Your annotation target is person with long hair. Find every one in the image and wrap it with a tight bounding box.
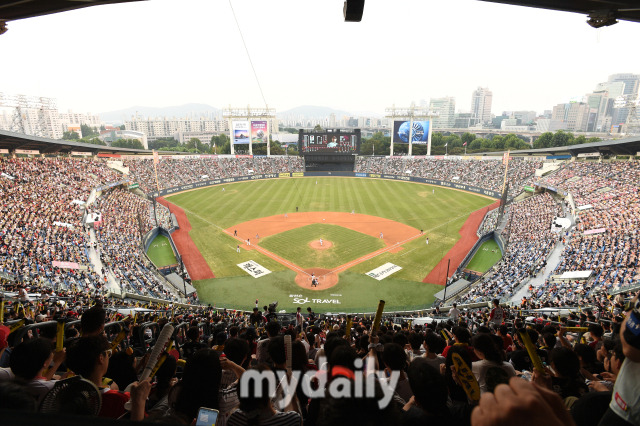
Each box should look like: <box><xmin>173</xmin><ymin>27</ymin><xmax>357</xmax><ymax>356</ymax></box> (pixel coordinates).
<box><xmin>471</xmin><ymin>333</ymin><xmax>516</xmax><ymax>393</ymax></box>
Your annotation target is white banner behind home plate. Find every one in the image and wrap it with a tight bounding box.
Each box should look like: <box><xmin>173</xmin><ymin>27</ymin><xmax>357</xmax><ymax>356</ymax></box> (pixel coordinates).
<box><xmin>366</xmin><ymin>263</ymin><xmax>402</xmax><ymax>281</ymax></box>
<box><xmin>237</xmin><ymin>260</ymin><xmax>271</xmax><ymax>278</ymax></box>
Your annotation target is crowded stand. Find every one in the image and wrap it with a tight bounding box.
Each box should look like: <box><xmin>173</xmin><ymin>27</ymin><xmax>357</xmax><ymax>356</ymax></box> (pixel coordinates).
<box><xmin>529</xmin><ymin>161</ymin><xmax>640</xmax><ymax>307</ymax></box>
<box><xmin>0</xmin><ymin>158</ymin><xmax>119</xmax><ymax>291</ymax></box>
<box><xmin>0</xmin><ymin>157</ymin><xmax>181</xmax><ymax>304</ymax></box>
<box><xmin>0</xmin><ymin>284</ymin><xmax>638</xmax><ymax>426</ymax></box>
<box><xmin>92</xmin><ymin>187</ymin><xmax>177</xmax><ymax>301</ymax></box>
<box><xmin>354</xmin><ymin>157</ymin><xmax>542</xmax><ymax>197</ymax></box>
<box><xmin>459</xmin><ymin>193</ymin><xmax>562</xmax><ymax>304</ymax></box>
<box><xmin>476</xmin><ymin>208</ymin><xmax>499</xmax><ymax>238</ymax></box>
<box><xmin>125</xmin><ymin>156</ymin><xmax>305</xmax><ymax>193</ymax></box>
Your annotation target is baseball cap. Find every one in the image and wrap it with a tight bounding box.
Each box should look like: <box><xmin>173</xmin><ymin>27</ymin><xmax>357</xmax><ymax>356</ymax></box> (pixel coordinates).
<box><xmin>0</xmin><ymin>325</ymin><xmax>10</xmax><ymax>350</ymax></box>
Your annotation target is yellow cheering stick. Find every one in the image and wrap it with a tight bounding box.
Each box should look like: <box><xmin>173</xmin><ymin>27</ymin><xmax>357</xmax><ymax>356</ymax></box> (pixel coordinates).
<box><xmin>9</xmin><ymin>319</ymin><xmax>24</xmax><ymax>334</ymax></box>
<box><xmin>563</xmin><ymin>327</ymin><xmax>588</xmax><ymax>333</ymax></box>
<box><xmin>56</xmin><ymin>319</ymin><xmax>65</xmax><ymax>351</ymax></box>
<box><xmin>110</xmin><ymin>328</ymin><xmax>128</xmax><ymax>353</ymax></box>
<box><xmin>451</xmin><ymin>352</ymin><xmax>481</xmax><ymax>402</ymax></box>
<box><xmin>441</xmin><ymin>330</ymin><xmax>449</xmax><ymax>340</ymax></box>
<box><xmin>372</xmin><ymin>300</ymin><xmax>385</xmax><ymax>335</ymax></box>
<box><xmin>345</xmin><ymin>316</ymin><xmax>353</xmax><ymax>339</ymax></box>
<box><xmin>0</xmin><ymin>297</ymin><xmax>5</xmax><ymax>323</ymax></box>
<box><xmin>518</xmin><ymin>329</ymin><xmax>544</xmax><ymax>373</ymax></box>
<box><xmin>149</xmin><ymin>341</ymin><xmax>174</xmax><ymax>378</ymax></box>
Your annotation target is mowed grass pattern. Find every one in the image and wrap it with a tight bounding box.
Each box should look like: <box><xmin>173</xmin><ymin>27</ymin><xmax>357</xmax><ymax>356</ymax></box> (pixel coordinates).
<box><xmin>259</xmin><ymin>224</ymin><xmax>385</xmax><ymax>269</ymax></box>
<box><xmin>466</xmin><ymin>238</ymin><xmax>502</xmax><ymax>273</ymax></box>
<box><xmin>146</xmin><ymin>235</ymin><xmax>177</xmax><ymax>267</ymax></box>
<box><xmin>167</xmin><ymin>177</ymin><xmax>495</xmax><ymax>312</ymax></box>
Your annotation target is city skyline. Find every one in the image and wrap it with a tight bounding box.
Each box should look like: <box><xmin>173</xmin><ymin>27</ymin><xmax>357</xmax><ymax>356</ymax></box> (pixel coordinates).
<box><xmin>2</xmin><ymin>0</ymin><xmax>640</xmax><ymax>116</ymax></box>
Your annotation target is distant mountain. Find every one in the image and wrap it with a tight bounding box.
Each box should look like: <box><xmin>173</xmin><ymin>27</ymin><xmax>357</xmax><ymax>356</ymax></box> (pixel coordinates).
<box><xmin>278</xmin><ymin>105</ymin><xmax>352</xmax><ymax>118</ymax></box>
<box><xmin>100</xmin><ymin>103</ymin><xmax>220</xmax><ymax>123</ymax></box>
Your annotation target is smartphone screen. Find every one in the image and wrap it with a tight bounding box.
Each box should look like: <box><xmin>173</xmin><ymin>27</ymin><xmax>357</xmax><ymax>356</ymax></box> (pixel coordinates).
<box><xmin>196</xmin><ymin>407</ymin><xmax>219</xmax><ymax>426</ymax></box>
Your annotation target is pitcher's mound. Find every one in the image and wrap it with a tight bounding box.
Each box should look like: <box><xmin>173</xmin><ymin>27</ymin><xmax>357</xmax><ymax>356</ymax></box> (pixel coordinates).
<box><xmin>309</xmin><ymin>240</ymin><xmax>332</xmax><ymax>250</ymax></box>
<box><xmin>295</xmin><ymin>268</ymin><xmax>339</xmax><ymax>290</ymax></box>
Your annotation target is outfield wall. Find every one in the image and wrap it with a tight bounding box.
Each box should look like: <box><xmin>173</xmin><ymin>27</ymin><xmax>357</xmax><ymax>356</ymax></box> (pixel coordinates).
<box><xmin>147</xmin><ymin>172</ymin><xmax>502</xmax><ymax>199</ymax></box>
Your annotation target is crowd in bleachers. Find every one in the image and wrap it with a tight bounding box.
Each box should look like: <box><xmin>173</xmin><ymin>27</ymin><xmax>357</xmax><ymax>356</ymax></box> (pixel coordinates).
<box><xmin>0</xmin><ymin>157</ymin><xmax>180</xmax><ymax>302</ymax></box>
<box><xmin>354</xmin><ymin>157</ymin><xmax>542</xmax><ymax>197</ymax></box>
<box><xmin>93</xmin><ymin>187</ymin><xmax>176</xmax><ymax>300</ymax></box>
<box><xmin>529</xmin><ymin>161</ymin><xmax>640</xmax><ymax>307</ymax></box>
<box><xmin>476</xmin><ymin>208</ymin><xmax>500</xmax><ymax>237</ymax></box>
<box><xmin>459</xmin><ymin>193</ymin><xmax>562</xmax><ymax>304</ymax></box>
<box><xmin>0</xmin><ymin>158</ymin><xmax>118</xmax><ymax>291</ymax></box>
<box><xmin>0</xmin><ymin>285</ymin><xmax>637</xmax><ymax>426</ymax></box>
<box><xmin>125</xmin><ymin>156</ymin><xmax>305</xmax><ymax>193</ymax></box>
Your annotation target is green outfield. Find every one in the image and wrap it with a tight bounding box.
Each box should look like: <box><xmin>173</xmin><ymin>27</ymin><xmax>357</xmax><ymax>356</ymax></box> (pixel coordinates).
<box><xmin>146</xmin><ymin>235</ymin><xmax>177</xmax><ymax>267</ymax></box>
<box><xmin>167</xmin><ymin>177</ymin><xmax>495</xmax><ymax>312</ymax></box>
<box><xmin>465</xmin><ymin>238</ymin><xmax>502</xmax><ymax>273</ymax></box>
<box><xmin>259</xmin><ymin>224</ymin><xmax>385</xmax><ymax>269</ymax></box>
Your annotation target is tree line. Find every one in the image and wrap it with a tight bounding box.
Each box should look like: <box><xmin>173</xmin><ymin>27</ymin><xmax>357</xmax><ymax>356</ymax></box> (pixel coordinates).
<box><xmin>360</xmin><ymin>130</ymin><xmax>601</xmax><ymax>156</ymax></box>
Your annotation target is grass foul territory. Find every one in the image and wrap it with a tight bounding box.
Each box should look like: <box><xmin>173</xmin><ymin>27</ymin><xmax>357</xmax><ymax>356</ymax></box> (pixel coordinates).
<box><xmin>146</xmin><ymin>235</ymin><xmax>177</xmax><ymax>267</ymax></box>
<box><xmin>465</xmin><ymin>238</ymin><xmax>502</xmax><ymax>273</ymax></box>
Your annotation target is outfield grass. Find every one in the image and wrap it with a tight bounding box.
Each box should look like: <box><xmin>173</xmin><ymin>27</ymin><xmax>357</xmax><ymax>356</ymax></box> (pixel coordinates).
<box><xmin>465</xmin><ymin>238</ymin><xmax>502</xmax><ymax>273</ymax></box>
<box><xmin>259</xmin><ymin>224</ymin><xmax>385</xmax><ymax>269</ymax></box>
<box><xmin>167</xmin><ymin>177</ymin><xmax>495</xmax><ymax>312</ymax></box>
<box><xmin>146</xmin><ymin>235</ymin><xmax>177</xmax><ymax>267</ymax></box>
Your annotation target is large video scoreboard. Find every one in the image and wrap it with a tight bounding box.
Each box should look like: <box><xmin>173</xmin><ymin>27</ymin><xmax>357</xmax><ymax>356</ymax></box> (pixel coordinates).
<box><xmin>298</xmin><ymin>129</ymin><xmax>361</xmax><ymax>154</ymax></box>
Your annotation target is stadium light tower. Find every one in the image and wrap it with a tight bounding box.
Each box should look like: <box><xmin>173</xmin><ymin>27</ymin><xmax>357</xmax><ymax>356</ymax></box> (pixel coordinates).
<box><xmin>223</xmin><ymin>105</ymin><xmax>276</xmax><ymax>156</ymax></box>
<box><xmin>385</xmin><ymin>104</ymin><xmax>436</xmax><ymax>156</ymax></box>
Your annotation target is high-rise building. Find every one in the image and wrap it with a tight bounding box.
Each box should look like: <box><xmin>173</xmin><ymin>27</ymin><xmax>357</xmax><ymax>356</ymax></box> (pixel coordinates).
<box><xmin>470</xmin><ymin>87</ymin><xmax>493</xmax><ymax>125</ymax></box>
<box><xmin>429</xmin><ymin>97</ymin><xmax>456</xmax><ymax>128</ymax></box>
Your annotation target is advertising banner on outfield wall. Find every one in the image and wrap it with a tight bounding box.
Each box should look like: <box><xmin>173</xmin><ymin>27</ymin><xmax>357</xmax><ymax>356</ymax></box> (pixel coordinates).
<box><xmin>232</xmin><ymin>121</ymin><xmax>250</xmax><ymax>144</ymax></box>
<box><xmin>152</xmin><ymin>172</ymin><xmax>501</xmax><ymax>199</ymax></box>
<box><xmin>250</xmin><ymin>120</ymin><xmax>268</xmax><ymax>144</ymax></box>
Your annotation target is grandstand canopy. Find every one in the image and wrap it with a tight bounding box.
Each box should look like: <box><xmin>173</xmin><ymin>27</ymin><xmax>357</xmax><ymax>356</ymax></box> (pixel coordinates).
<box><xmin>509</xmin><ymin>136</ymin><xmax>640</xmax><ymax>157</ymax></box>
<box><xmin>1</xmin><ymin>0</ymin><xmax>143</xmax><ymax>22</ymax></box>
<box><xmin>0</xmin><ymin>129</ymin><xmax>151</xmax><ymax>154</ymax></box>
<box><xmin>479</xmin><ymin>0</ymin><xmax>640</xmax><ymax>24</ymax></box>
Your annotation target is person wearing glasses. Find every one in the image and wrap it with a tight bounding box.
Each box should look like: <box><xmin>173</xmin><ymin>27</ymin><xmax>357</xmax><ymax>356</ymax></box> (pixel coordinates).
<box><xmin>66</xmin><ymin>335</ymin><xmax>131</xmax><ymax>418</ymax></box>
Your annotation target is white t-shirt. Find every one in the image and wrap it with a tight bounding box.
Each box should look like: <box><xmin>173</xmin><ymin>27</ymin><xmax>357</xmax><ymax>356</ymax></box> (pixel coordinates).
<box><xmin>449</xmin><ymin>308</ymin><xmax>461</xmax><ymax>322</ymax></box>
<box><xmin>472</xmin><ymin>359</ymin><xmax>516</xmax><ymax>393</ymax></box>
<box><xmin>609</xmin><ymin>359</ymin><xmax>640</xmax><ymax>424</ymax></box>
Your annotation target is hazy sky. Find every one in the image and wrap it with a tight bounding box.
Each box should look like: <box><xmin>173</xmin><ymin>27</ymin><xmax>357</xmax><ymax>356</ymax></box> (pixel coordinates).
<box><xmin>2</xmin><ymin>0</ymin><xmax>639</xmax><ymax>116</ymax></box>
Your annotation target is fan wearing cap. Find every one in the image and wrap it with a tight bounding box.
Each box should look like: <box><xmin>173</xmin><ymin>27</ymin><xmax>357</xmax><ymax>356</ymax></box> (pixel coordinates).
<box><xmin>66</xmin><ymin>334</ymin><xmax>130</xmax><ymax>418</ymax></box>
<box><xmin>0</xmin><ymin>325</ymin><xmax>13</xmax><ymax>381</ymax></box>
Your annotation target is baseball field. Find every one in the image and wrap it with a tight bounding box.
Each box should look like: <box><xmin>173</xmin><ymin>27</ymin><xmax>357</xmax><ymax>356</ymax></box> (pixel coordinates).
<box><xmin>161</xmin><ymin>177</ymin><xmax>496</xmax><ymax>313</ymax></box>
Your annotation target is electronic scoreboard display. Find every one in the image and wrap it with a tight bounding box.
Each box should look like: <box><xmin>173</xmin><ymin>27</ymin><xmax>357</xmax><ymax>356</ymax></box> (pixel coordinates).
<box><xmin>298</xmin><ymin>129</ymin><xmax>361</xmax><ymax>154</ymax></box>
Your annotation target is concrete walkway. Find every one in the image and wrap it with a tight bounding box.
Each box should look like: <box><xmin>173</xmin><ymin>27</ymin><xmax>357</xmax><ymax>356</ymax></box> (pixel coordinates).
<box><xmin>509</xmin><ymin>200</ymin><xmax>574</xmax><ymax>304</ymax></box>
<box><xmin>86</xmin><ymin>227</ymin><xmax>121</xmax><ymax>295</ymax></box>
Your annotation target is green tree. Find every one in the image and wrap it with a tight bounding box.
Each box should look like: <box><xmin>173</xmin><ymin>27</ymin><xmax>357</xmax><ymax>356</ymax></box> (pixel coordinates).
<box><xmin>313</xmin><ymin>124</ymin><xmax>323</xmax><ymax>132</ymax></box>
<box><xmin>552</xmin><ymin>130</ymin><xmax>573</xmax><ymax>147</ymax></box>
<box><xmin>533</xmin><ymin>132</ymin><xmax>553</xmax><ymax>149</ymax></box>
<box><xmin>85</xmin><ymin>138</ymin><xmax>106</xmax><ymax>146</ymax></box>
<box><xmin>111</xmin><ymin>139</ymin><xmax>144</xmax><ymax>149</ymax></box>
<box><xmin>119</xmin><ymin>124</ymin><xmax>126</xmax><ymax>130</ymax></box>
<box><xmin>461</xmin><ymin>132</ymin><xmax>476</xmax><ymax>145</ymax></box>
<box><xmin>80</xmin><ymin>124</ymin><xmax>98</xmax><ymax>138</ymax></box>
<box><xmin>63</xmin><ymin>131</ymin><xmax>80</xmax><ymax>140</ymax></box>
<box><xmin>469</xmin><ymin>139</ymin><xmax>483</xmax><ymax>150</ymax></box>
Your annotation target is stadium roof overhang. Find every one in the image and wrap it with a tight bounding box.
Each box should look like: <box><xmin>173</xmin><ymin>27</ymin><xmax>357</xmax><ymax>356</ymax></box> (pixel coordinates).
<box><xmin>478</xmin><ymin>0</ymin><xmax>640</xmax><ymax>26</ymax></box>
<box><xmin>0</xmin><ymin>129</ymin><xmax>152</xmax><ymax>155</ymax></box>
<box><xmin>0</xmin><ymin>0</ymin><xmax>144</xmax><ymax>22</ymax></box>
<box><xmin>508</xmin><ymin>136</ymin><xmax>640</xmax><ymax>157</ymax></box>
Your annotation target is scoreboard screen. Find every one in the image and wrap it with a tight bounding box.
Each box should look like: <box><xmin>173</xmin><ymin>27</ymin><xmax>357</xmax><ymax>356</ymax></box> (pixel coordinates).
<box><xmin>298</xmin><ymin>129</ymin><xmax>361</xmax><ymax>154</ymax></box>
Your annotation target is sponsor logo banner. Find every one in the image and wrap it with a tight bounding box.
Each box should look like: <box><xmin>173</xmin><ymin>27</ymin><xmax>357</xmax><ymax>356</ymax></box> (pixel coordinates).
<box><xmin>289</xmin><ymin>294</ymin><xmax>342</xmax><ymax>305</ymax></box>
<box><xmin>292</xmin><ymin>172</ymin><xmax>304</xmax><ymax>177</ymax></box>
<box><xmin>70</xmin><ymin>151</ymin><xmax>92</xmax><ymax>156</ymax></box>
<box><xmin>52</xmin><ymin>261</ymin><xmax>80</xmax><ymax>269</ymax></box>
<box><xmin>366</xmin><ymin>263</ymin><xmax>402</xmax><ymax>280</ymax></box>
<box><xmin>279</xmin><ymin>173</ymin><xmax>291</xmax><ymax>178</ymax></box>
<box><xmin>15</xmin><ymin>149</ymin><xmax>40</xmax><ymax>155</ymax></box>
<box><xmin>237</xmin><ymin>260</ymin><xmax>271</xmax><ymax>278</ymax></box>
<box><xmin>232</xmin><ymin>121</ymin><xmax>251</xmax><ymax>144</ymax></box>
